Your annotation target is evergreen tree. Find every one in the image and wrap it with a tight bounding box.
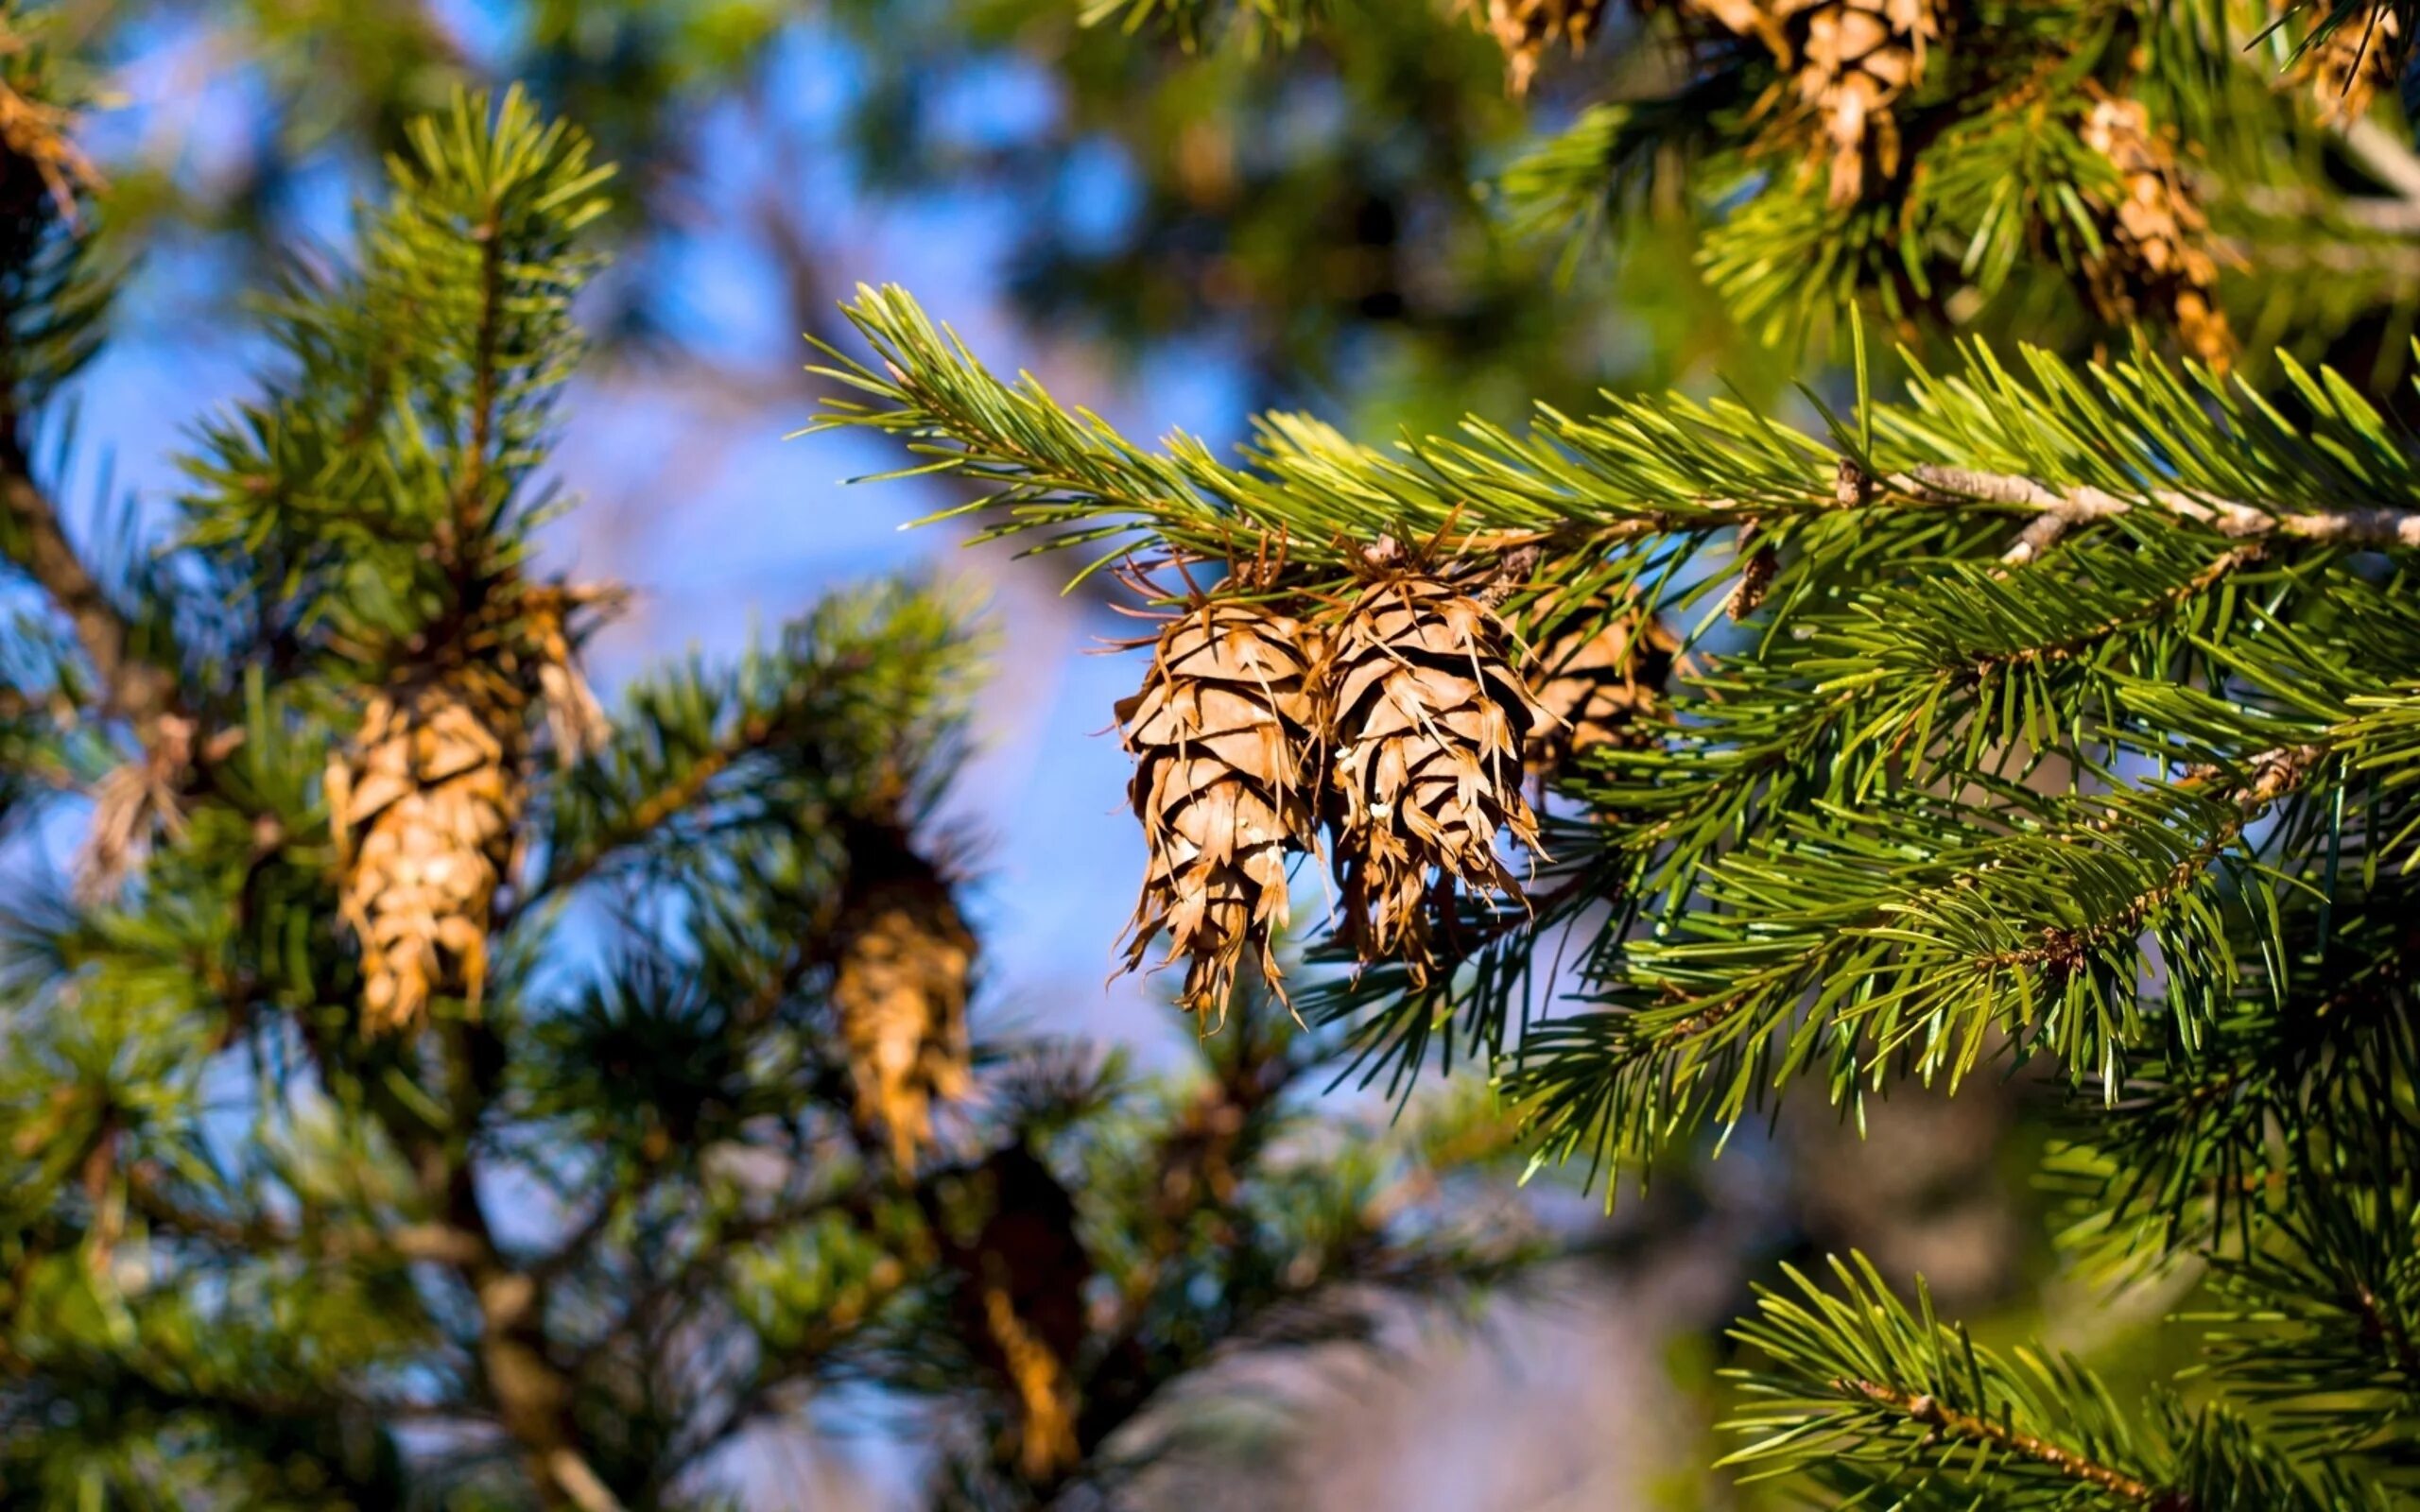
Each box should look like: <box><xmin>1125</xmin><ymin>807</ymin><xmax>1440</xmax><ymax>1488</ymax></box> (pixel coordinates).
<box><xmin>0</xmin><ymin>17</ymin><xmax>1546</xmax><ymax>1509</ymax></box>
<box><xmin>819</xmin><ymin>0</ymin><xmax>2420</xmax><ymax>1504</ymax></box>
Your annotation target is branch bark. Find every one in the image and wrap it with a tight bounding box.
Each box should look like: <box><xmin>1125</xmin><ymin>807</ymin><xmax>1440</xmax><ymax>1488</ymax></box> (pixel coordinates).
<box><xmin>0</xmin><ymin>454</ymin><xmax>178</xmax><ymax>730</ymax></box>
<box><xmin>1902</xmin><ymin>465</ymin><xmax>2420</xmax><ymax>561</ymax></box>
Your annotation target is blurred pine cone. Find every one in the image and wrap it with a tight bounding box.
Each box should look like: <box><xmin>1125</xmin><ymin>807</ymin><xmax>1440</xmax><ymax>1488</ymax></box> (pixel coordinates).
<box><xmin>2294</xmin><ymin>4</ymin><xmax>2402</xmax><ymax>124</ymax></box>
<box><xmin>329</xmin><ymin>585</ymin><xmax>611</xmax><ymax>1037</ymax></box>
<box><xmin>1116</xmin><ymin>599</ymin><xmax>1322</xmax><ymax>1026</ymax></box>
<box><xmin>1326</xmin><ymin>575</ymin><xmax>1544</xmax><ymax>977</ymax></box>
<box><xmin>956</xmin><ymin>1143</ymin><xmax>1092</xmax><ymax>1484</ymax></box>
<box><xmin>833</xmin><ymin>828</ymin><xmax>975</xmax><ymax>1167</ymax></box>
<box><xmin>330</xmin><ymin>677</ymin><xmax>523</xmax><ymax>1037</ymax></box>
<box><xmin>1477</xmin><ymin>0</ymin><xmax>1610</xmax><ymax>94</ymax></box>
<box><xmin>2077</xmin><ymin>91</ymin><xmax>2234</xmax><ymax>370</ymax></box>
<box><xmin>1691</xmin><ymin>0</ymin><xmax>1941</xmax><ymax>203</ymax></box>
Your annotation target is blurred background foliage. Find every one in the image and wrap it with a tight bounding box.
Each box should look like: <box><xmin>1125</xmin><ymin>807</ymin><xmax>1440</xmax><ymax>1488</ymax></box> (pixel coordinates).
<box><xmin>65</xmin><ymin>0</ymin><xmax>1762</xmax><ymax>430</ymax></box>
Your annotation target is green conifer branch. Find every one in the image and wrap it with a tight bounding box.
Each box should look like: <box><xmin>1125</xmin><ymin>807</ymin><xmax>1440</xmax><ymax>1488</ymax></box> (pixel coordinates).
<box><xmin>815</xmin><ymin>286</ymin><xmax>2420</xmax><ymax>593</ymax></box>
<box><xmin>1720</xmin><ymin>1251</ymin><xmax>2399</xmax><ymax>1512</ymax></box>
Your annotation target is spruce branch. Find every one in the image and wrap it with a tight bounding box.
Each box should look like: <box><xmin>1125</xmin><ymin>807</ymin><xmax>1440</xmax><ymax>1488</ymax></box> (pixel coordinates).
<box><xmin>815</xmin><ymin>287</ymin><xmax>2420</xmax><ymax>595</ymax></box>
<box><xmin>1513</xmin><ymin>737</ymin><xmax>2342</xmax><ymax>1170</ymax></box>
<box><xmin>1833</xmin><ymin>1378</ymin><xmax>2165</xmax><ymax>1503</ymax></box>
<box><xmin>1721</xmin><ymin>1252</ymin><xmax>2381</xmax><ymax>1512</ymax></box>
<box><xmin>0</xmin><ymin>18</ymin><xmax>172</xmax><ymax>740</ymax></box>
<box><xmin>533</xmin><ymin>579</ymin><xmax>978</xmax><ymax>905</ymax></box>
<box><xmin>1724</xmin><ymin>1254</ymin><xmax>2182</xmax><ymax>1507</ymax></box>
<box><xmin>124</xmin><ymin>1163</ymin><xmax>484</xmax><ymax>1268</ymax></box>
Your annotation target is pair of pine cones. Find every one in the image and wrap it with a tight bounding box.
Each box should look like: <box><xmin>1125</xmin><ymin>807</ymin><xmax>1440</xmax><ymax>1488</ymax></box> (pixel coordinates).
<box><xmin>1116</xmin><ymin>567</ymin><xmax>1668</xmax><ymax>1023</ymax></box>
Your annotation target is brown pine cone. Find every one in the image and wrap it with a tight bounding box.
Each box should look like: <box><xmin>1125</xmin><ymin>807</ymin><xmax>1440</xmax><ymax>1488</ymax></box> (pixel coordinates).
<box><xmin>2295</xmin><ymin>4</ymin><xmax>2402</xmax><ymax>124</ymax></box>
<box><xmin>953</xmin><ymin>1144</ymin><xmax>1092</xmax><ymax>1484</ymax></box>
<box><xmin>1688</xmin><ymin>0</ymin><xmax>1941</xmax><ymax>203</ymax></box>
<box><xmin>1116</xmin><ymin>599</ymin><xmax>1322</xmax><ymax>1026</ymax></box>
<box><xmin>329</xmin><ymin>677</ymin><xmax>525</xmax><ymax>1036</ymax></box>
<box><xmin>2077</xmin><ymin>92</ymin><xmax>2235</xmax><ymax>370</ymax></box>
<box><xmin>1325</xmin><ymin>575</ymin><xmax>1545</xmax><ymax>977</ymax></box>
<box><xmin>1478</xmin><ymin>0</ymin><xmax>1611</xmax><ymax>95</ymax></box>
<box><xmin>329</xmin><ymin>583</ymin><xmax>614</xmax><ymax>1037</ymax></box>
<box><xmin>1524</xmin><ymin>598</ymin><xmax>1678</xmax><ymax>778</ymax></box>
<box><xmin>833</xmin><ymin>831</ymin><xmax>976</xmax><ymax>1167</ymax></box>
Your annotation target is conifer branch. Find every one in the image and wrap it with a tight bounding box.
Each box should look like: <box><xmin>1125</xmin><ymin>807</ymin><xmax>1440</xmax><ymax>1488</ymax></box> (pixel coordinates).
<box><xmin>1710</xmin><ymin>1255</ymin><xmax>2361</xmax><ymax>1511</ymax></box>
<box><xmin>124</xmin><ymin>1165</ymin><xmax>483</xmax><ymax>1267</ymax></box>
<box><xmin>1835</xmin><ymin>1379</ymin><xmax>2173</xmax><ymax>1505</ymax></box>
<box><xmin>818</xmin><ymin>287</ymin><xmax>2420</xmax><ymax>596</ymax></box>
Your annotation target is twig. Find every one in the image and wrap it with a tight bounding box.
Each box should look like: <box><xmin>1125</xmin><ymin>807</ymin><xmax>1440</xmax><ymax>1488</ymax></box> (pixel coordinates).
<box><xmin>126</xmin><ymin>1166</ymin><xmax>484</xmax><ymax>1266</ymax></box>
<box><xmin>544</xmin><ymin>1451</ymin><xmax>629</xmax><ymax>1512</ymax></box>
<box><xmin>2340</xmin><ymin>116</ymin><xmax>2420</xmax><ymax>207</ymax></box>
<box><xmin>1838</xmin><ymin>1378</ymin><xmax>2182</xmax><ymax>1506</ymax></box>
<box><xmin>1903</xmin><ymin>465</ymin><xmax>2420</xmax><ymax>557</ymax></box>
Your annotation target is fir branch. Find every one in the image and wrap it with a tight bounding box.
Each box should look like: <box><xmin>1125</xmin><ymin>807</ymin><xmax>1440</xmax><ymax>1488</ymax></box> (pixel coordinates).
<box><xmin>1080</xmin><ymin>0</ymin><xmax>1332</xmax><ymax>47</ymax></box>
<box><xmin>1723</xmin><ymin>1254</ymin><xmax>2184</xmax><ymax>1507</ymax></box>
<box><xmin>1514</xmin><ymin>743</ymin><xmax>2336</xmax><ymax>1170</ymax></box>
<box><xmin>1834</xmin><ymin>1378</ymin><xmax>2166</xmax><ymax>1503</ymax></box>
<box><xmin>816</xmin><ymin>288</ymin><xmax>2420</xmax><ymax>596</ymax></box>
<box><xmin>532</xmin><ymin>579</ymin><xmax>978</xmax><ymax>905</ymax></box>
<box><xmin>1717</xmin><ymin>1252</ymin><xmax>2377</xmax><ymax>1512</ymax></box>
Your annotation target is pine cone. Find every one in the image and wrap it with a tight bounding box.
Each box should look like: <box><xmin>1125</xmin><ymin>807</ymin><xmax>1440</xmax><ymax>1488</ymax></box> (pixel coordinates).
<box><xmin>1524</xmin><ymin>599</ymin><xmax>1677</xmax><ymax>778</ymax></box>
<box><xmin>955</xmin><ymin>1144</ymin><xmax>1091</xmax><ymax>1484</ymax></box>
<box><xmin>1478</xmin><ymin>0</ymin><xmax>1610</xmax><ymax>95</ymax></box>
<box><xmin>329</xmin><ymin>585</ymin><xmax>614</xmax><ymax>1038</ymax></box>
<box><xmin>833</xmin><ymin>833</ymin><xmax>976</xmax><ymax>1168</ymax></box>
<box><xmin>1116</xmin><ymin>600</ymin><xmax>1321</xmax><ymax>1026</ymax></box>
<box><xmin>329</xmin><ymin>678</ymin><xmax>524</xmax><ymax>1037</ymax></box>
<box><xmin>1326</xmin><ymin>575</ymin><xmax>1545</xmax><ymax>976</ymax></box>
<box><xmin>1689</xmin><ymin>0</ymin><xmax>1940</xmax><ymax>204</ymax></box>
<box><xmin>2077</xmin><ymin>93</ymin><xmax>2235</xmax><ymax>370</ymax></box>
<box><xmin>2296</xmin><ymin>5</ymin><xmax>2402</xmax><ymax>124</ymax></box>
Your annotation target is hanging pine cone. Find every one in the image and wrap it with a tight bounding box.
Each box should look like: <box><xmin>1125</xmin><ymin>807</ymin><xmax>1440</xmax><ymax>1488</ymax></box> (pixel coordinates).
<box><xmin>1524</xmin><ymin>597</ymin><xmax>1678</xmax><ymax>778</ymax></box>
<box><xmin>2294</xmin><ymin>5</ymin><xmax>2402</xmax><ymax>124</ymax></box>
<box><xmin>1326</xmin><ymin>574</ymin><xmax>1545</xmax><ymax>976</ymax></box>
<box><xmin>2076</xmin><ymin>92</ymin><xmax>2235</xmax><ymax>371</ymax></box>
<box><xmin>1688</xmin><ymin>0</ymin><xmax>1940</xmax><ymax>203</ymax></box>
<box><xmin>1477</xmin><ymin>0</ymin><xmax>1610</xmax><ymax>95</ymax></box>
<box><xmin>328</xmin><ymin>585</ymin><xmax>612</xmax><ymax>1037</ymax></box>
<box><xmin>833</xmin><ymin>827</ymin><xmax>976</xmax><ymax>1168</ymax></box>
<box><xmin>1116</xmin><ymin>599</ymin><xmax>1322</xmax><ymax>1026</ymax></box>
